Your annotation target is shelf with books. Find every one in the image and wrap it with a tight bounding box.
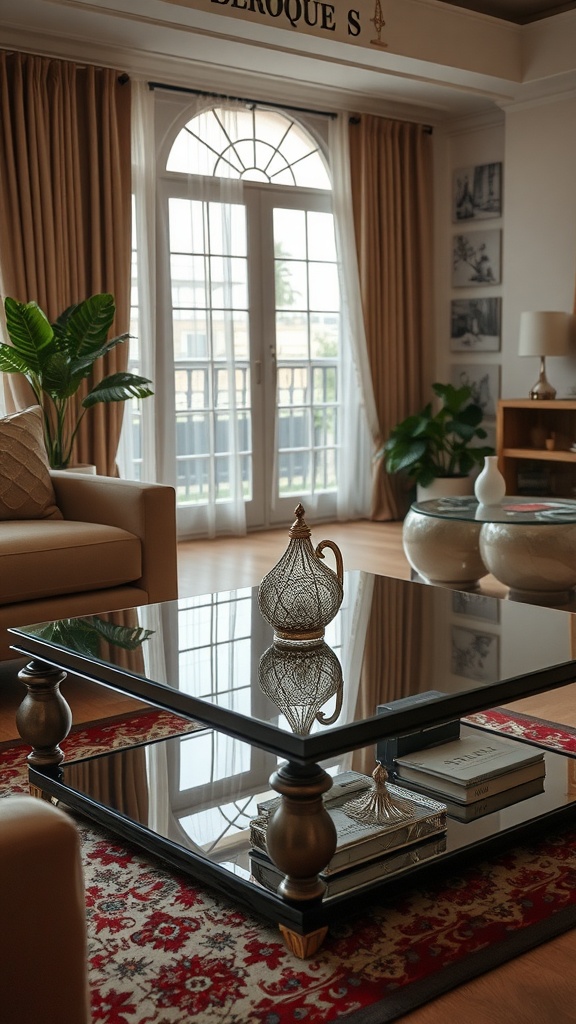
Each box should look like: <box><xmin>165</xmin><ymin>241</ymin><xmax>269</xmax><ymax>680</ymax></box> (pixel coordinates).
<box><xmin>497</xmin><ymin>399</ymin><xmax>576</xmax><ymax>496</ymax></box>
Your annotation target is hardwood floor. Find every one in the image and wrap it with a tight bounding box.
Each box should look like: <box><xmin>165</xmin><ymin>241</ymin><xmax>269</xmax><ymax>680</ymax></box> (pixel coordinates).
<box><xmin>2</xmin><ymin>518</ymin><xmax>575</xmax><ymax>1021</ymax></box>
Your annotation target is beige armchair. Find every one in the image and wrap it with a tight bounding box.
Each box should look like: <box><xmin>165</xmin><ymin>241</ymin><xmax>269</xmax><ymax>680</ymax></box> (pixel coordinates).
<box><xmin>0</xmin><ymin>470</ymin><xmax>178</xmax><ymax>660</ymax></box>
<box><xmin>0</xmin><ymin>796</ymin><xmax>91</xmax><ymax>1024</ymax></box>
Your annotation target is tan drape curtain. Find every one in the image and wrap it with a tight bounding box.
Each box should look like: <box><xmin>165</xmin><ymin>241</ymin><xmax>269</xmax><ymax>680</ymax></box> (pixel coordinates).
<box><xmin>349</xmin><ymin>115</ymin><xmax>434</xmax><ymax>521</ymax></box>
<box><xmin>351</xmin><ymin>575</ymin><xmax>433</xmax><ymax>775</ymax></box>
<box><xmin>66</xmin><ymin>749</ymin><xmax>149</xmax><ymax>826</ymax></box>
<box><xmin>0</xmin><ymin>52</ymin><xmax>131</xmax><ymax>474</ymax></box>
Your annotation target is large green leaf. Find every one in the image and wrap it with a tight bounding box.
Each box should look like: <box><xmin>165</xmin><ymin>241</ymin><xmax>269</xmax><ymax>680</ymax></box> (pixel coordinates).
<box><xmin>82</xmin><ymin>372</ymin><xmax>154</xmax><ymax>407</ymax></box>
<box><xmin>4</xmin><ymin>297</ymin><xmax>54</xmax><ymax>372</ymax></box>
<box><xmin>26</xmin><ymin>616</ymin><xmax>154</xmax><ymax>656</ymax></box>
<box><xmin>39</xmin><ymin>351</ymin><xmax>74</xmax><ymax>398</ymax></box>
<box><xmin>52</xmin><ymin>293</ymin><xmax>116</xmax><ymax>360</ymax></box>
<box><xmin>0</xmin><ymin>343</ymin><xmax>30</xmax><ymax>374</ymax></box>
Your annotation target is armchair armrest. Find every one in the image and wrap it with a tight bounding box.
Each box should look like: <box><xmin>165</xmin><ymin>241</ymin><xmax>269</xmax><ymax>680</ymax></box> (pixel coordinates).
<box><xmin>50</xmin><ymin>471</ymin><xmax>178</xmax><ymax>604</ymax></box>
<box><xmin>0</xmin><ymin>797</ymin><xmax>90</xmax><ymax>1024</ymax></box>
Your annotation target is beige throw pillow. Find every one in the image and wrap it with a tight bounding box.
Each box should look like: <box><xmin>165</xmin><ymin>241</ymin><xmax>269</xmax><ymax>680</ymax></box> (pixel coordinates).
<box><xmin>0</xmin><ymin>406</ymin><xmax>62</xmax><ymax>520</ymax></box>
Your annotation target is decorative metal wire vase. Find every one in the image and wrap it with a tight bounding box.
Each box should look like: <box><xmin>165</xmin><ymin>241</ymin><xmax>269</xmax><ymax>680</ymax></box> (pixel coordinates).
<box><xmin>257</xmin><ymin>503</ymin><xmax>344</xmax><ymax>641</ymax></box>
<box><xmin>259</xmin><ymin>638</ymin><xmax>343</xmax><ymax>735</ymax></box>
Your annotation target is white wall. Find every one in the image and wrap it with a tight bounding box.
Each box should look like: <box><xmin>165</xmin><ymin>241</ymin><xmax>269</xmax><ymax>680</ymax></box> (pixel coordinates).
<box><xmin>434</xmin><ymin>93</ymin><xmax>576</xmax><ymax>408</ymax></box>
<box><xmin>502</xmin><ymin>93</ymin><xmax>576</xmax><ymax>399</ymax></box>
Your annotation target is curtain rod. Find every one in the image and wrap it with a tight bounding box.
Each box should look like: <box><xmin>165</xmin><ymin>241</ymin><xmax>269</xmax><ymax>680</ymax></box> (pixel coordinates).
<box><xmin>148</xmin><ymin>81</ymin><xmax>337</xmax><ymax>119</ymax></box>
<box><xmin>349</xmin><ymin>114</ymin><xmax>433</xmax><ymax>134</ymax></box>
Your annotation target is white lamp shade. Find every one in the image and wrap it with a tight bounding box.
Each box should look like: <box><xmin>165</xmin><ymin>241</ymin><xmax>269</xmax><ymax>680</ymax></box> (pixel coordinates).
<box><xmin>518</xmin><ymin>311</ymin><xmax>571</xmax><ymax>358</ymax></box>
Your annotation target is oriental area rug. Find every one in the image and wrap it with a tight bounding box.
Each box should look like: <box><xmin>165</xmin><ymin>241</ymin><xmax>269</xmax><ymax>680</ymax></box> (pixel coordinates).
<box><xmin>2</xmin><ymin>709</ymin><xmax>576</xmax><ymax>1024</ymax></box>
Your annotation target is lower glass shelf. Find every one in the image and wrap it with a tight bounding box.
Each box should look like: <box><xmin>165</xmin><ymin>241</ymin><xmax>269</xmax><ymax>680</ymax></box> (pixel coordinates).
<box><xmin>28</xmin><ymin>727</ymin><xmax>576</xmax><ymax>939</ymax></box>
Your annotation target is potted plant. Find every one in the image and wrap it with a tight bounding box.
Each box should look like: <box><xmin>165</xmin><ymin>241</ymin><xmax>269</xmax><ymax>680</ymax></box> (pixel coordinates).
<box><xmin>380</xmin><ymin>382</ymin><xmax>494</xmax><ymax>499</ymax></box>
<box><xmin>0</xmin><ymin>293</ymin><xmax>153</xmax><ymax>469</ymax></box>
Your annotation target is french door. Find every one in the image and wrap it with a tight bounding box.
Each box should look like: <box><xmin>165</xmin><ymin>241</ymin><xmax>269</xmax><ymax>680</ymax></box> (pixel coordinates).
<box><xmin>158</xmin><ymin>178</ymin><xmax>341</xmax><ymax>537</ymax></box>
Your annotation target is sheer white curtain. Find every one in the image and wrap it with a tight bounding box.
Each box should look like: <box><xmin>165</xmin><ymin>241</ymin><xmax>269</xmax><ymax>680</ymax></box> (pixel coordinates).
<box><xmin>128</xmin><ymin>87</ymin><xmax>372</xmax><ymax>530</ymax></box>
<box><xmin>128</xmin><ymin>81</ymin><xmax>161</xmax><ymax>483</ymax></box>
<box><xmin>129</xmin><ymin>81</ymin><xmax>247</xmax><ymax>536</ymax></box>
<box><xmin>329</xmin><ymin>114</ymin><xmax>377</xmax><ymax>520</ymax></box>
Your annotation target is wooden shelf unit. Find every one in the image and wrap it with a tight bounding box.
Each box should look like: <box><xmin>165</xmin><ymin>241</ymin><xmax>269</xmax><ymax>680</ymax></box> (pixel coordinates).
<box><xmin>497</xmin><ymin>399</ymin><xmax>576</xmax><ymax>497</ymax></box>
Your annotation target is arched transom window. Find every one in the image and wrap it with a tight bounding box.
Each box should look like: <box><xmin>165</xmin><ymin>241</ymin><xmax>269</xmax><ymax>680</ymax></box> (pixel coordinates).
<box><xmin>167</xmin><ymin>106</ymin><xmax>331</xmax><ymax>188</ymax></box>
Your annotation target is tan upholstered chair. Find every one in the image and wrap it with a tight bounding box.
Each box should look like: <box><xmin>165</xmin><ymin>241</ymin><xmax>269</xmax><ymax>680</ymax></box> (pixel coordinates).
<box><xmin>0</xmin><ymin>470</ymin><xmax>178</xmax><ymax>660</ymax></box>
<box><xmin>0</xmin><ymin>796</ymin><xmax>91</xmax><ymax>1024</ymax></box>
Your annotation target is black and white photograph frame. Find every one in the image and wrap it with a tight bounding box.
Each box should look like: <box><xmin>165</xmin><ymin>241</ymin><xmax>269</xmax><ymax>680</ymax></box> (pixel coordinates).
<box><xmin>452</xmin><ymin>591</ymin><xmax>500</xmax><ymax>623</ymax></box>
<box><xmin>450</xmin><ymin>363</ymin><xmax>500</xmax><ymax>420</ymax></box>
<box><xmin>452</xmin><ymin>162</ymin><xmax>502</xmax><ymax>222</ymax></box>
<box><xmin>450</xmin><ymin>297</ymin><xmax>501</xmax><ymax>353</ymax></box>
<box><xmin>452</xmin><ymin>230</ymin><xmax>501</xmax><ymax>287</ymax></box>
<box><xmin>451</xmin><ymin>625</ymin><xmax>499</xmax><ymax>682</ymax></box>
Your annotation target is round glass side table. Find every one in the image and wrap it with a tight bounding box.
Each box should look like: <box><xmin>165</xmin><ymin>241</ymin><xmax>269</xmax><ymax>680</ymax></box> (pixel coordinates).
<box><xmin>403</xmin><ymin>496</ymin><xmax>576</xmax><ymax>604</ymax></box>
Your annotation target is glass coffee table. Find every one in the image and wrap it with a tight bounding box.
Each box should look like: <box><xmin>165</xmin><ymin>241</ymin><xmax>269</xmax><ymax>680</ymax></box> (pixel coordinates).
<box><xmin>9</xmin><ymin>572</ymin><xmax>576</xmax><ymax>955</ymax></box>
<box><xmin>403</xmin><ymin>496</ymin><xmax>576</xmax><ymax>603</ymax></box>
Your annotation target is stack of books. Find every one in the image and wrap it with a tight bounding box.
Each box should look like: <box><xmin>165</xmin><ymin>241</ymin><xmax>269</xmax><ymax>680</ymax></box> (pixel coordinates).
<box><xmin>393</xmin><ymin>734</ymin><xmax>545</xmax><ymax>821</ymax></box>
<box><xmin>249</xmin><ymin>770</ymin><xmax>448</xmax><ymax>895</ymax></box>
<box><xmin>250</xmin><ymin>834</ymin><xmax>447</xmax><ymax>898</ymax></box>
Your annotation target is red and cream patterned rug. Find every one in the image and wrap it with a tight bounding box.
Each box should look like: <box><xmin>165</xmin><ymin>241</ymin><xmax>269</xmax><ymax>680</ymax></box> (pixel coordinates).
<box><xmin>2</xmin><ymin>708</ymin><xmax>576</xmax><ymax>1023</ymax></box>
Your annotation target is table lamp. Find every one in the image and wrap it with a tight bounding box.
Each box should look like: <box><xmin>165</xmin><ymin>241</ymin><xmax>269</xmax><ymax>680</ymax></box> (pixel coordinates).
<box><xmin>518</xmin><ymin>310</ymin><xmax>572</xmax><ymax>400</ymax></box>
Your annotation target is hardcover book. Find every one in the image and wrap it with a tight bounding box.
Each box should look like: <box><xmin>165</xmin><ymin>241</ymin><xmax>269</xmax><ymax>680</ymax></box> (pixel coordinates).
<box><xmin>394</xmin><ymin>735</ymin><xmax>545</xmax><ymax>804</ymax></box>
<box><xmin>250</xmin><ymin>782</ymin><xmax>447</xmax><ymax>875</ymax></box>
<box><xmin>249</xmin><ymin>834</ymin><xmax>448</xmax><ymax>898</ymax></box>
<box><xmin>399</xmin><ymin>775</ymin><xmax>545</xmax><ymax>820</ymax></box>
<box><xmin>256</xmin><ymin>770</ymin><xmax>371</xmax><ymax>817</ymax></box>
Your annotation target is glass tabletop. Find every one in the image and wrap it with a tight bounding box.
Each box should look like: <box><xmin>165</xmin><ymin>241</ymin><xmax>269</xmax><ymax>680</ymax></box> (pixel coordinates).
<box><xmin>10</xmin><ymin>571</ymin><xmax>576</xmax><ymax>762</ymax></box>
<box><xmin>412</xmin><ymin>495</ymin><xmax>576</xmax><ymax>524</ymax></box>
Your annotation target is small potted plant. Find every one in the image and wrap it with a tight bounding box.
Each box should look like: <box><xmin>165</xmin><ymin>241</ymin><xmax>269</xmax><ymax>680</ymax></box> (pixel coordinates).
<box><xmin>380</xmin><ymin>382</ymin><xmax>494</xmax><ymax>500</ymax></box>
<box><xmin>0</xmin><ymin>293</ymin><xmax>153</xmax><ymax>469</ymax></box>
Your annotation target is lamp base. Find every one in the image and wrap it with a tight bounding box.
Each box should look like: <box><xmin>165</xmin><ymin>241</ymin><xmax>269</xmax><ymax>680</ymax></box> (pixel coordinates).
<box><xmin>529</xmin><ymin>356</ymin><xmax>557</xmax><ymax>400</ymax></box>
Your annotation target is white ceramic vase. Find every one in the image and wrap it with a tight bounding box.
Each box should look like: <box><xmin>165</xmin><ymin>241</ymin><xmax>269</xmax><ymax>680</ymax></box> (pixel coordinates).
<box><xmin>474</xmin><ymin>455</ymin><xmax>506</xmax><ymax>506</ymax></box>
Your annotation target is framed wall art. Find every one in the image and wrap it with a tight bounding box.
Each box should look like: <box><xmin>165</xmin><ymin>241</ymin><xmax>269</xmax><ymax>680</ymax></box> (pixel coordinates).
<box><xmin>451</xmin><ymin>625</ymin><xmax>499</xmax><ymax>682</ymax></box>
<box><xmin>452</xmin><ymin>230</ymin><xmax>501</xmax><ymax>287</ymax></box>
<box><xmin>453</xmin><ymin>162</ymin><xmax>502</xmax><ymax>222</ymax></box>
<box><xmin>450</xmin><ymin>363</ymin><xmax>500</xmax><ymax>419</ymax></box>
<box><xmin>452</xmin><ymin>591</ymin><xmax>500</xmax><ymax>623</ymax></box>
<box><xmin>451</xmin><ymin>297</ymin><xmax>501</xmax><ymax>353</ymax></box>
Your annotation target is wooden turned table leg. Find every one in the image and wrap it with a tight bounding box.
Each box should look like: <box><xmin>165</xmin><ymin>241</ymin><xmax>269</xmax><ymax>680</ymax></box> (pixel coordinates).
<box><xmin>266</xmin><ymin>761</ymin><xmax>337</xmax><ymax>902</ymax></box>
<box><xmin>16</xmin><ymin>660</ymin><xmax>72</xmax><ymax>769</ymax></box>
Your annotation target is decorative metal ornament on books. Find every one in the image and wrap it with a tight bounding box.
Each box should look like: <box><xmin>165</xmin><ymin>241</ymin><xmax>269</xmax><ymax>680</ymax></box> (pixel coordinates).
<box><xmin>259</xmin><ymin>639</ymin><xmax>343</xmax><ymax>735</ymax></box>
<box><xmin>344</xmin><ymin>762</ymin><xmax>415</xmax><ymax>826</ymax></box>
<box><xmin>258</xmin><ymin>504</ymin><xmax>344</xmax><ymax>642</ymax></box>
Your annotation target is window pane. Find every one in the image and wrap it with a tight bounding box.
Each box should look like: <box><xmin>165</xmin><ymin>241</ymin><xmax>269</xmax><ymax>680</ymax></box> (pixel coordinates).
<box><xmin>311</xmin><ymin>314</ymin><xmax>339</xmax><ymax>359</ymax></box>
<box><xmin>276</xmin><ymin>312</ymin><xmax>308</xmax><ymax>361</ymax></box>
<box><xmin>208</xmin><ymin>203</ymin><xmax>246</xmax><ymax>256</ymax></box>
<box><xmin>309</xmin><ymin>262</ymin><xmax>340</xmax><ymax>312</ymax></box>
<box><xmin>210</xmin><ymin>256</ymin><xmax>248</xmax><ymax>308</ymax></box>
<box><xmin>307</xmin><ymin>211</ymin><xmax>336</xmax><ymax>260</ymax></box>
<box><xmin>212</xmin><ymin>310</ymin><xmax>249</xmax><ymax>361</ymax></box>
<box><xmin>275</xmin><ymin>260</ymin><xmax>307</xmax><ymax>310</ymax></box>
<box><xmin>277</xmin><ymin>366</ymin><xmax>310</xmax><ymax>406</ymax></box>
<box><xmin>278</xmin><ymin>449</ymin><xmax>311</xmax><ymax>495</ymax></box>
<box><xmin>274</xmin><ymin>208</ymin><xmax>306</xmax><ymax>259</ymax></box>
